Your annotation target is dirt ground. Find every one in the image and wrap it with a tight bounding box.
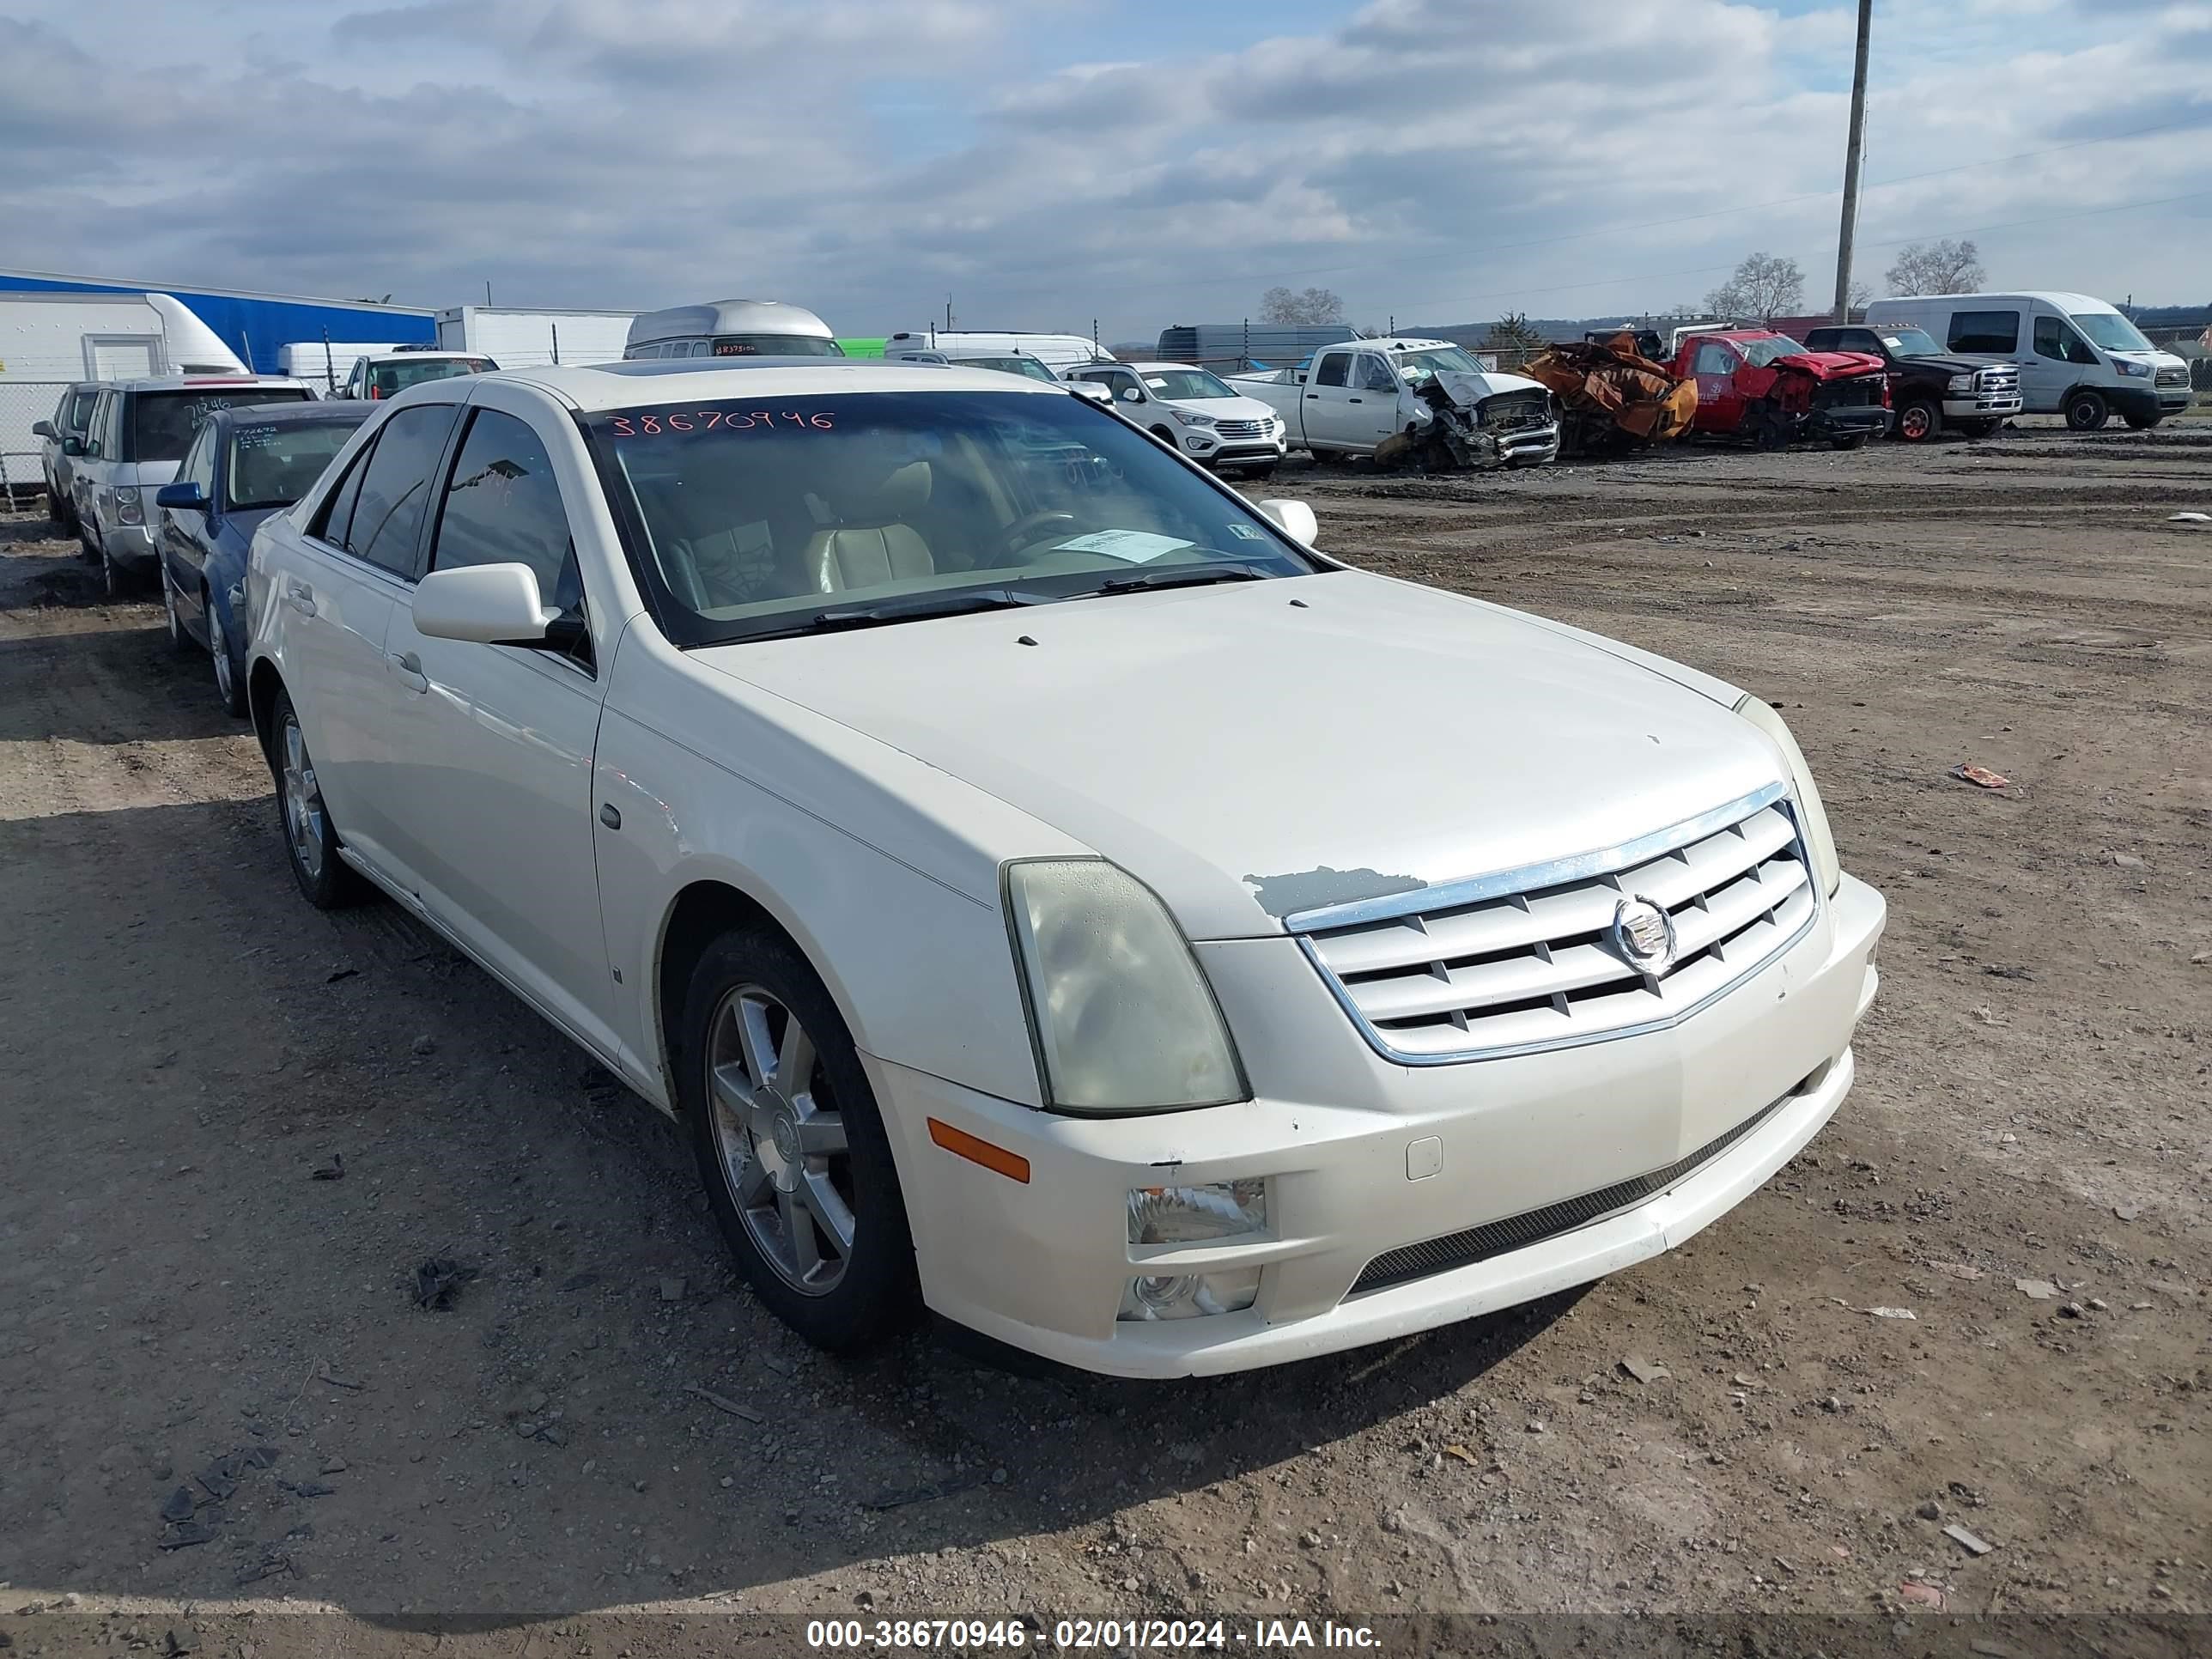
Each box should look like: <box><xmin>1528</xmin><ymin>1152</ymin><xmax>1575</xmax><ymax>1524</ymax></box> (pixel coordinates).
<box><xmin>1</xmin><ymin>422</ymin><xmax>2207</xmax><ymax>1656</ymax></box>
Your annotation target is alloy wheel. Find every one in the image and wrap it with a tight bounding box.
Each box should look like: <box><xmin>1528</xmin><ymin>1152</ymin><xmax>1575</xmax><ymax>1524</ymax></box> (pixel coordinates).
<box><xmin>163</xmin><ymin>573</ymin><xmax>183</xmax><ymax>645</ymax></box>
<box><xmin>280</xmin><ymin>718</ymin><xmax>326</xmax><ymax>882</ymax></box>
<box><xmin>704</xmin><ymin>984</ymin><xmax>854</xmax><ymax>1296</ymax></box>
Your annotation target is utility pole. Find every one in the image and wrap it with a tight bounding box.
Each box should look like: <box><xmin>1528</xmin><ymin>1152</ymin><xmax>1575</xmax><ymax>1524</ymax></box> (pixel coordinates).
<box><xmin>1832</xmin><ymin>0</ymin><xmax>1873</xmax><ymax>322</ymax></box>
<box><xmin>945</xmin><ymin>295</ymin><xmax>954</xmax><ymax>331</ymax></box>
<box><xmin>486</xmin><ymin>279</ymin><xmax>494</xmax><ymax>306</ymax></box>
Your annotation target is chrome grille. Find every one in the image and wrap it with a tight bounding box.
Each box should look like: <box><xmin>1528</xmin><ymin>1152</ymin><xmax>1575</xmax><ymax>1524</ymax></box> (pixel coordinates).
<box><xmin>1815</xmin><ymin>377</ymin><xmax>1883</xmax><ymax>409</ymax></box>
<box><xmin>1214</xmin><ymin>418</ymin><xmax>1273</xmax><ymax>440</ymax></box>
<box><xmin>1479</xmin><ymin>391</ymin><xmax>1551</xmax><ymax>430</ymax></box>
<box><xmin>2155</xmin><ymin>366</ymin><xmax>2187</xmax><ymax>390</ymax></box>
<box><xmin>1291</xmin><ymin>785</ymin><xmax>1815</xmax><ymax>1064</ymax></box>
<box><xmin>1976</xmin><ymin>365</ymin><xmax>2019</xmax><ymax>394</ymax></box>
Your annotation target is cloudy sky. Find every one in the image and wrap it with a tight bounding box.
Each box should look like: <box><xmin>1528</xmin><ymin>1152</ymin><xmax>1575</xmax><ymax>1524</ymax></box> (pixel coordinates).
<box><xmin>5</xmin><ymin>0</ymin><xmax>2209</xmax><ymax>337</ymax></box>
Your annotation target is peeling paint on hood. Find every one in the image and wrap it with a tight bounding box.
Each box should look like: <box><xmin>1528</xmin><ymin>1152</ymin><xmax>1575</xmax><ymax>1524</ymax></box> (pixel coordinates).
<box><xmin>1242</xmin><ymin>866</ymin><xmax>1429</xmax><ymax>919</ymax></box>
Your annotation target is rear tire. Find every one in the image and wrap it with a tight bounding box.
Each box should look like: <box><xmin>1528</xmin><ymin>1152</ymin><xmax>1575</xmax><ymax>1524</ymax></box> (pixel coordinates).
<box><xmin>2064</xmin><ymin>390</ymin><xmax>2109</xmax><ymax>431</ymax></box>
<box><xmin>1893</xmin><ymin>397</ymin><xmax>1940</xmax><ymax>442</ymax></box>
<box><xmin>161</xmin><ymin>568</ymin><xmax>189</xmax><ymax>650</ymax></box>
<box><xmin>1960</xmin><ymin>418</ymin><xmax>2002</xmax><ymax>440</ymax></box>
<box><xmin>208</xmin><ymin>587</ymin><xmax>246</xmax><ymax>717</ymax></box>
<box><xmin>679</xmin><ymin>927</ymin><xmax>919</xmax><ymax>1352</ymax></box>
<box><xmin>270</xmin><ymin>690</ymin><xmax>365</xmax><ymax>910</ymax></box>
<box><xmin>46</xmin><ymin>488</ymin><xmax>65</xmax><ymax>530</ymax></box>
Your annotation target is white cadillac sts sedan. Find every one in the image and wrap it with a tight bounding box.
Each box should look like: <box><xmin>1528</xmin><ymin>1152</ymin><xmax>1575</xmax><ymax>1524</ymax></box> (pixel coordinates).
<box><xmin>244</xmin><ymin>358</ymin><xmax>1884</xmax><ymax>1377</ymax></box>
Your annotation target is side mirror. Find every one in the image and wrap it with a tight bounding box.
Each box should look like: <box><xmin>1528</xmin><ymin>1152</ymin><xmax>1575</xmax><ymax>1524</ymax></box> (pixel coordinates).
<box><xmin>413</xmin><ymin>562</ymin><xmax>557</xmax><ymax>646</ymax></box>
<box><xmin>1256</xmin><ymin>498</ymin><xmax>1318</xmax><ymax>545</ymax></box>
<box><xmin>155</xmin><ymin>482</ymin><xmax>210</xmax><ymax>513</ymax></box>
<box><xmin>31</xmin><ymin>421</ymin><xmax>54</xmax><ymax>440</ymax></box>
<box><xmin>63</xmin><ymin>437</ymin><xmax>85</xmax><ymax>457</ymax></box>
<box><xmin>1119</xmin><ymin>386</ymin><xmax>1142</xmax><ymax>403</ymax></box>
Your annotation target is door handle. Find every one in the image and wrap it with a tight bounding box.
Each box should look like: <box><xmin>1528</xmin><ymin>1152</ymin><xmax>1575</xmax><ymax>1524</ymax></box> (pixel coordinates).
<box><xmin>386</xmin><ymin>649</ymin><xmax>428</xmax><ymax>693</ymax></box>
<box><xmin>283</xmin><ymin>579</ymin><xmax>316</xmax><ymax>617</ymax></box>
<box><xmin>1347</xmin><ymin>397</ymin><xmax>1363</xmax><ymax>404</ymax></box>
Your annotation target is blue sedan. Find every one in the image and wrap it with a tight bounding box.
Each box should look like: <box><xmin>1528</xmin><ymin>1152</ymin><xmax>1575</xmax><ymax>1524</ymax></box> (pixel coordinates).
<box><xmin>155</xmin><ymin>402</ymin><xmax>372</xmax><ymax>714</ymax></box>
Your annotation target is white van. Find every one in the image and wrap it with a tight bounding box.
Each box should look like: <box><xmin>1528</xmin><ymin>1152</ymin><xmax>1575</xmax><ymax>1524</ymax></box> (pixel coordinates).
<box><xmin>624</xmin><ymin>300</ymin><xmax>841</xmax><ymax>359</ymax></box>
<box><xmin>1861</xmin><ymin>291</ymin><xmax>2189</xmax><ymax>430</ymax></box>
<box><xmin>884</xmin><ymin>330</ymin><xmax>1113</xmax><ymax>374</ymax></box>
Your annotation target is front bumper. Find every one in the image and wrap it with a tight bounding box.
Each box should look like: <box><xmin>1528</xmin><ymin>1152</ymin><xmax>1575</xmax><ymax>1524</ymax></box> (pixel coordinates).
<box><xmin>1808</xmin><ymin>406</ymin><xmax>1891</xmax><ymax>441</ymax></box>
<box><xmin>1498</xmin><ymin>422</ymin><xmax>1562</xmax><ymax>466</ymax></box>
<box><xmin>874</xmin><ymin>871</ymin><xmax>1885</xmax><ymax>1377</ymax></box>
<box><xmin>1942</xmin><ymin>394</ymin><xmax>2022</xmax><ymax>420</ymax></box>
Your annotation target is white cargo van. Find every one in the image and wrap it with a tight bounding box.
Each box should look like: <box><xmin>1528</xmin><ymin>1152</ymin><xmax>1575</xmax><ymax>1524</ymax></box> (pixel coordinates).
<box><xmin>884</xmin><ymin>330</ymin><xmax>1113</xmax><ymax>374</ymax></box>
<box><xmin>1861</xmin><ymin>291</ymin><xmax>2189</xmax><ymax>430</ymax></box>
<box><xmin>624</xmin><ymin>301</ymin><xmax>841</xmax><ymax>358</ymax></box>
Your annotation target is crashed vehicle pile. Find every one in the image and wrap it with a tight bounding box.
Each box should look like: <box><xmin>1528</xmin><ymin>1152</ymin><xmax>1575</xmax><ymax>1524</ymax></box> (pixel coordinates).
<box><xmin>1520</xmin><ymin>332</ymin><xmax>1701</xmax><ymax>456</ymax></box>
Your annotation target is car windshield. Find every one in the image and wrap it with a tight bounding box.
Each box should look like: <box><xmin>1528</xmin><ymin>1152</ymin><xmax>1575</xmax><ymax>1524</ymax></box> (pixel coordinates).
<box><xmin>586</xmin><ymin>390</ymin><xmax>1316</xmax><ymax>646</ymax></box>
<box><xmin>131</xmin><ymin>388</ymin><xmax>312</xmax><ymax>461</ymax></box>
<box><xmin>1141</xmin><ymin>368</ymin><xmax>1237</xmax><ymax>400</ymax></box>
<box><xmin>226</xmin><ymin>418</ymin><xmax>366</xmax><ymax>510</ymax></box>
<box><xmin>1879</xmin><ymin>328</ymin><xmax>1942</xmax><ymax>356</ymax></box>
<box><xmin>1393</xmin><ymin>347</ymin><xmax>1482</xmax><ymax>386</ymax></box>
<box><xmin>2069</xmin><ymin>312</ymin><xmax>2154</xmax><ymax>354</ymax></box>
<box><xmin>369</xmin><ymin>358</ymin><xmax>493</xmax><ymax>397</ymax></box>
<box><xmin>710</xmin><ymin>335</ymin><xmax>846</xmax><ymax>357</ymax></box>
<box><xmin>1740</xmin><ymin>337</ymin><xmax>1804</xmax><ymax>368</ymax></box>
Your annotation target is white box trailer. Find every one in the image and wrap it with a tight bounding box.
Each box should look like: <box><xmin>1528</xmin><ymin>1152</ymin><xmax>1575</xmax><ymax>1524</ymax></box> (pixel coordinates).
<box><xmin>0</xmin><ymin>290</ymin><xmax>246</xmax><ymax>498</ymax></box>
<box><xmin>435</xmin><ymin>307</ymin><xmax>635</xmax><ymax>368</ymax></box>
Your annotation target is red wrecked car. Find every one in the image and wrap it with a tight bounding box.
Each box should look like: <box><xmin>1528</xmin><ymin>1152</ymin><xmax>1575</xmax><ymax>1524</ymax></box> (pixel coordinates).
<box><xmin>1672</xmin><ymin>330</ymin><xmax>1891</xmax><ymax>450</ymax></box>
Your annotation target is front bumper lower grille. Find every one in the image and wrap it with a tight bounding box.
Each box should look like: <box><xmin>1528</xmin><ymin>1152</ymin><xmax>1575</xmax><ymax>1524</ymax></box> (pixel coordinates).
<box><xmin>1348</xmin><ymin>1092</ymin><xmax>1791</xmax><ymax>1296</ymax></box>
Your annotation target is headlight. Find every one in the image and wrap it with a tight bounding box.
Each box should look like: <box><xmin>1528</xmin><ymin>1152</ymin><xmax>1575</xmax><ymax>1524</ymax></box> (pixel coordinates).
<box><xmin>114</xmin><ymin>485</ymin><xmax>143</xmax><ymax>525</ymax></box>
<box><xmin>1733</xmin><ymin>696</ymin><xmax>1841</xmax><ymax>896</ymax></box>
<box><xmin>1004</xmin><ymin>859</ymin><xmax>1246</xmax><ymax>1113</ymax></box>
<box><xmin>2112</xmin><ymin>358</ymin><xmax>2149</xmax><ymax>378</ymax></box>
<box><xmin>1170</xmin><ymin>408</ymin><xmax>1217</xmax><ymax>428</ymax></box>
<box><xmin>1947</xmin><ymin>374</ymin><xmax>1972</xmax><ymax>393</ymax></box>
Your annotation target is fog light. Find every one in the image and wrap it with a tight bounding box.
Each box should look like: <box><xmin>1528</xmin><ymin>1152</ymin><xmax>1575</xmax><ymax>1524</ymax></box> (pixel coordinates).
<box><xmin>1118</xmin><ymin>1180</ymin><xmax>1267</xmax><ymax>1322</ymax></box>
<box><xmin>1185</xmin><ymin>435</ymin><xmax>1207</xmax><ymax>451</ymax></box>
<box><xmin>1119</xmin><ymin>1267</ymin><xmax>1261</xmax><ymax>1321</ymax></box>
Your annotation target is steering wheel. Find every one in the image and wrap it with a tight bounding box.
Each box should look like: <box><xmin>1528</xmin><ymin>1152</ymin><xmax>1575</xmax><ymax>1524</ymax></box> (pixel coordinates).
<box><xmin>1001</xmin><ymin>509</ymin><xmax>1079</xmax><ymax>556</ymax></box>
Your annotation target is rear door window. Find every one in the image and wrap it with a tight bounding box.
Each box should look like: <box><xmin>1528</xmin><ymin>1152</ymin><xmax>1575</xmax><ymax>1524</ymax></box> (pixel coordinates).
<box><xmin>1946</xmin><ymin>311</ymin><xmax>2019</xmax><ymax>354</ymax></box>
<box><xmin>343</xmin><ymin>404</ymin><xmax>462</xmax><ymax>577</ymax></box>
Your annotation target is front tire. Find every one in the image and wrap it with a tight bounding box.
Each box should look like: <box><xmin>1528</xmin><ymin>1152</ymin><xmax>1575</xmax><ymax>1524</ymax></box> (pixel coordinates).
<box><xmin>680</xmin><ymin>927</ymin><xmax>918</xmax><ymax>1352</ymax></box>
<box><xmin>46</xmin><ymin>487</ymin><xmax>66</xmax><ymax>530</ymax></box>
<box><xmin>2065</xmin><ymin>390</ymin><xmax>2109</xmax><ymax>431</ymax></box>
<box><xmin>270</xmin><ymin>690</ymin><xmax>364</xmax><ymax>909</ymax></box>
<box><xmin>1894</xmin><ymin>397</ymin><xmax>1940</xmax><ymax>442</ymax></box>
<box><xmin>2124</xmin><ymin>411</ymin><xmax>2164</xmax><ymax>430</ymax></box>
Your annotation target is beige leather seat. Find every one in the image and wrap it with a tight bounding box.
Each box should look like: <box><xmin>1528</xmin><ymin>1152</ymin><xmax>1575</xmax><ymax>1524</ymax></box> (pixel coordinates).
<box><xmin>805</xmin><ymin>461</ymin><xmax>936</xmax><ymax>592</ymax></box>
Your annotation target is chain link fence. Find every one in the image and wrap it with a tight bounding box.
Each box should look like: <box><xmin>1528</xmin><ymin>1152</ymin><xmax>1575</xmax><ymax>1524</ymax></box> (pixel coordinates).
<box><xmin>0</xmin><ymin>381</ymin><xmax>69</xmax><ymax>505</ymax></box>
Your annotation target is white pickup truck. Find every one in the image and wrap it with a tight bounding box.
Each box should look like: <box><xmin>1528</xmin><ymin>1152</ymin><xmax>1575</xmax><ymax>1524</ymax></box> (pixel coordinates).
<box><xmin>1231</xmin><ymin>337</ymin><xmax>1560</xmax><ymax>469</ymax></box>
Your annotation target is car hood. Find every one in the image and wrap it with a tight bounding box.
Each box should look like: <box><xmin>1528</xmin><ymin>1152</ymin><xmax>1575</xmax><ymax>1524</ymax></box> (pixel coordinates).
<box><xmin>1766</xmin><ymin>349</ymin><xmax>1885</xmax><ymax>380</ymax></box>
<box><xmin>1170</xmin><ymin>396</ymin><xmax>1282</xmax><ymax>424</ymax></box>
<box><xmin>1433</xmin><ymin>368</ymin><xmax>1552</xmax><ymax>406</ymax></box>
<box><xmin>1887</xmin><ymin>352</ymin><xmax>1990</xmax><ymax>377</ymax></box>
<box><xmin>693</xmin><ymin>571</ymin><xmax>1786</xmax><ymax>939</ymax></box>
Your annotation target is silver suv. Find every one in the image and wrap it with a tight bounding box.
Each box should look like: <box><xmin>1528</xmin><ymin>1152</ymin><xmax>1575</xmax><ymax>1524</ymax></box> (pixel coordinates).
<box><xmin>70</xmin><ymin>378</ymin><xmax>314</xmax><ymax>595</ymax></box>
<box><xmin>30</xmin><ymin>382</ymin><xmax>100</xmax><ymax>533</ymax></box>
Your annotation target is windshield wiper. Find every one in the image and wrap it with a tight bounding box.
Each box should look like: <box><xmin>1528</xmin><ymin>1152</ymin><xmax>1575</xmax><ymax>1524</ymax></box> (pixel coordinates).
<box><xmin>1079</xmin><ymin>562</ymin><xmax>1273</xmax><ymax>598</ymax></box>
<box><xmin>781</xmin><ymin>587</ymin><xmax>1054</xmax><ymax>636</ymax></box>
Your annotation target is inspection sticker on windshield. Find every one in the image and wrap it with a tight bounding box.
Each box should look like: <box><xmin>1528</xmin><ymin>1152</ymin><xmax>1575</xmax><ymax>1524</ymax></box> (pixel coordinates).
<box><xmin>1225</xmin><ymin>523</ymin><xmax>1267</xmax><ymax>541</ymax></box>
<box><xmin>1054</xmin><ymin>529</ymin><xmax>1191</xmax><ymax>563</ymax></box>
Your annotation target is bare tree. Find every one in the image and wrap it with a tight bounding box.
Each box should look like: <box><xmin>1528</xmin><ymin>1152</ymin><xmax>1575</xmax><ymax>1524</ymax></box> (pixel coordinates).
<box><xmin>1883</xmin><ymin>239</ymin><xmax>1985</xmax><ymax>297</ymax></box>
<box><xmin>1485</xmin><ymin>312</ymin><xmax>1546</xmax><ymax>352</ymax></box>
<box><xmin>1704</xmin><ymin>252</ymin><xmax>1805</xmax><ymax>320</ymax></box>
<box><xmin>1848</xmin><ymin>278</ymin><xmax>1873</xmax><ymax>312</ymax></box>
<box><xmin>1260</xmin><ymin>286</ymin><xmax>1347</xmax><ymax>326</ymax></box>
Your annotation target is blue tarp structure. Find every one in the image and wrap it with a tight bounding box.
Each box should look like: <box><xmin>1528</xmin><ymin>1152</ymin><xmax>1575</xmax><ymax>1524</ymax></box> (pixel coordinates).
<box><xmin>0</xmin><ymin>267</ymin><xmax>435</xmax><ymax>373</ymax></box>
